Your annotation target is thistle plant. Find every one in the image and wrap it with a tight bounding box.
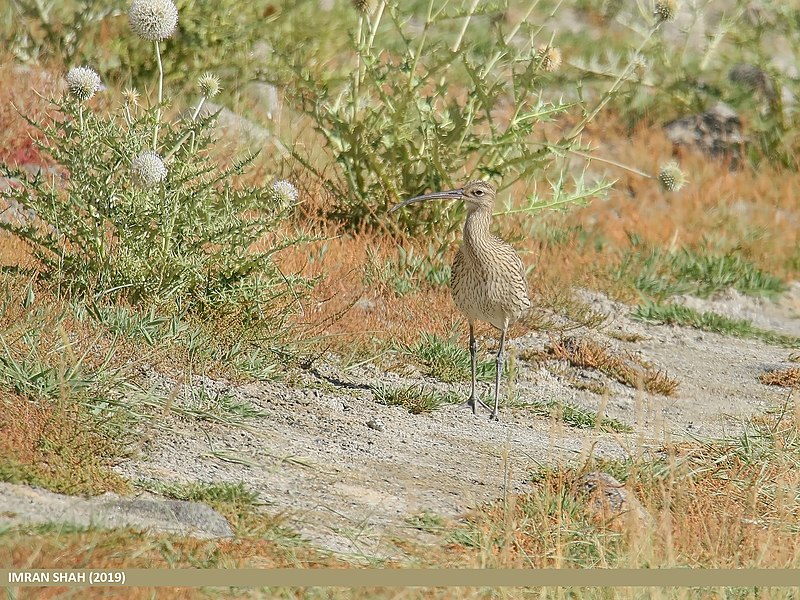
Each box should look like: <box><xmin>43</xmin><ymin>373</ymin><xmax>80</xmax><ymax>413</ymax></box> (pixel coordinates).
<box><xmin>0</xmin><ymin>4</ymin><xmax>310</xmax><ymax>319</ymax></box>
<box><xmin>279</xmin><ymin>1</ymin><xmax>612</xmax><ymax>236</ymax></box>
<box><xmin>128</xmin><ymin>0</ymin><xmax>177</xmax><ymax>149</ymax></box>
<box><xmin>65</xmin><ymin>66</ymin><xmax>101</xmax><ymax>102</ymax></box>
<box><xmin>130</xmin><ymin>151</ymin><xmax>167</xmax><ymax>188</ymax></box>
<box><xmin>653</xmin><ymin>0</ymin><xmax>678</xmax><ymax>23</ymax></box>
<box><xmin>65</xmin><ymin>65</ymin><xmax>101</xmax><ymax>133</ymax></box>
<box><xmin>269</xmin><ymin>180</ymin><xmax>299</xmax><ymax>211</ymax></box>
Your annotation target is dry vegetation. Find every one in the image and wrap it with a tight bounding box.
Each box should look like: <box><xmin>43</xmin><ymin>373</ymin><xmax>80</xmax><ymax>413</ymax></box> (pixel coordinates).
<box><xmin>543</xmin><ymin>335</ymin><xmax>679</xmax><ymax>396</ymax></box>
<box><xmin>759</xmin><ymin>367</ymin><xmax>800</xmax><ymax>388</ymax></box>
<box><xmin>0</xmin><ymin>391</ymin><xmax>131</xmax><ymax>495</ymax></box>
<box><xmin>280</xmin><ymin>114</ymin><xmax>800</xmax><ymax>356</ymax></box>
<box><xmin>3</xmin><ymin>407</ymin><xmax>800</xmax><ymax>599</ymax></box>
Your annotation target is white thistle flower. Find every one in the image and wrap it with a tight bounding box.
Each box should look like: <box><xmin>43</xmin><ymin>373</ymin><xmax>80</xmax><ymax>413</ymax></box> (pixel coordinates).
<box><xmin>536</xmin><ymin>45</ymin><xmax>562</xmax><ymax>73</ymax></box>
<box><xmin>658</xmin><ymin>162</ymin><xmax>687</xmax><ymax>192</ymax></box>
<box><xmin>131</xmin><ymin>151</ymin><xmax>168</xmax><ymax>189</ymax></box>
<box><xmin>66</xmin><ymin>66</ymin><xmax>101</xmax><ymax>102</ymax></box>
<box><xmin>128</xmin><ymin>0</ymin><xmax>178</xmax><ymax>41</ymax></box>
<box><xmin>654</xmin><ymin>0</ymin><xmax>678</xmax><ymax>23</ymax></box>
<box><xmin>122</xmin><ymin>87</ymin><xmax>140</xmax><ymax>106</ymax></box>
<box><xmin>198</xmin><ymin>73</ymin><xmax>222</xmax><ymax>98</ymax></box>
<box><xmin>270</xmin><ymin>180</ymin><xmax>298</xmax><ymax>208</ymax></box>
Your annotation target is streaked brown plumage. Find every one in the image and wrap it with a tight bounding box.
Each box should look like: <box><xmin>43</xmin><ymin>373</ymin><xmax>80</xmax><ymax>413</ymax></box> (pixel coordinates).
<box><xmin>389</xmin><ymin>180</ymin><xmax>531</xmax><ymax>420</ymax></box>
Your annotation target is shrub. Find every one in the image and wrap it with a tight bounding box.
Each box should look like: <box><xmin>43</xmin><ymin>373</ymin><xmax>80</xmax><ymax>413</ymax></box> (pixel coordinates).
<box><xmin>0</xmin><ymin>0</ymin><xmax>309</xmax><ymax>321</ymax></box>
<box><xmin>277</xmin><ymin>0</ymin><xmax>617</xmax><ymax>234</ymax></box>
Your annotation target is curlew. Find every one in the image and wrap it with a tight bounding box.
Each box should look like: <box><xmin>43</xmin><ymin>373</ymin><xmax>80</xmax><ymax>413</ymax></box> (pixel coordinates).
<box><xmin>389</xmin><ymin>180</ymin><xmax>531</xmax><ymax>420</ymax></box>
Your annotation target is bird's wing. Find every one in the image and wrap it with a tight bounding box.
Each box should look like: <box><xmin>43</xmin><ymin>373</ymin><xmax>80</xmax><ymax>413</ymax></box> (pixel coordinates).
<box><xmin>493</xmin><ymin>237</ymin><xmax>531</xmax><ymax>308</ymax></box>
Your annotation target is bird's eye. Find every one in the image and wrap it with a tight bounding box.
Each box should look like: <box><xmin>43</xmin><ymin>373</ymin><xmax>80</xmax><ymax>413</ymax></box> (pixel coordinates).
<box><xmin>473</xmin><ymin>189</ymin><xmax>484</xmax><ymax>196</ymax></box>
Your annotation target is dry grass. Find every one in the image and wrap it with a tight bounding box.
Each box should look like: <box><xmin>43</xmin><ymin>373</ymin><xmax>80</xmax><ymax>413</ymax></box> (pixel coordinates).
<box><xmin>0</xmin><ymin>61</ymin><xmax>55</xmax><ymax>167</ymax></box>
<box><xmin>280</xmin><ymin>230</ymin><xmax>465</xmax><ymax>354</ymax></box>
<box><xmin>759</xmin><ymin>367</ymin><xmax>800</xmax><ymax>388</ymax></box>
<box><xmin>0</xmin><ymin>390</ymin><xmax>130</xmax><ymax>495</ymax></box>
<box><xmin>575</xmin><ymin>117</ymin><xmax>800</xmax><ymax>286</ymax></box>
<box><xmin>1</xmin><ymin>527</ymin><xmax>354</xmax><ymax>600</ymax></box>
<box><xmin>545</xmin><ymin>335</ymin><xmax>679</xmax><ymax>396</ymax></box>
<box><xmin>420</xmin><ymin>407</ymin><xmax>800</xmax><ymax>571</ymax></box>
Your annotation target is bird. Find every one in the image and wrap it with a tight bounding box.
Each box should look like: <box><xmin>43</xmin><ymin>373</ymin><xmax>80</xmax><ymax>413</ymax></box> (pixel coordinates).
<box><xmin>389</xmin><ymin>180</ymin><xmax>531</xmax><ymax>420</ymax></box>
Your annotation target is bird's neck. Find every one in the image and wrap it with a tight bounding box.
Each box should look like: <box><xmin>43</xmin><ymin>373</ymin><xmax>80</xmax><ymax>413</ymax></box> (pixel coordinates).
<box><xmin>462</xmin><ymin>207</ymin><xmax>493</xmax><ymax>250</ymax></box>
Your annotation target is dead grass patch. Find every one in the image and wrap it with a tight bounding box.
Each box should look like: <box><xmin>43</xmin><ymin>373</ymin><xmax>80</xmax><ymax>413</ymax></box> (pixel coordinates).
<box><xmin>0</xmin><ymin>62</ymin><xmax>56</xmax><ymax>168</ymax></box>
<box><xmin>0</xmin><ymin>390</ymin><xmax>130</xmax><ymax>495</ymax></box>
<box><xmin>546</xmin><ymin>335</ymin><xmax>679</xmax><ymax>396</ymax></box>
<box><xmin>759</xmin><ymin>367</ymin><xmax>800</xmax><ymax>388</ymax></box>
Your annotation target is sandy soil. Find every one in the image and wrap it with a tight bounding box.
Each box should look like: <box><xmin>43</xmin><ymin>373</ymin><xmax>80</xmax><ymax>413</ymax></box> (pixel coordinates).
<box><xmin>114</xmin><ymin>285</ymin><xmax>799</xmax><ymax>559</ymax></box>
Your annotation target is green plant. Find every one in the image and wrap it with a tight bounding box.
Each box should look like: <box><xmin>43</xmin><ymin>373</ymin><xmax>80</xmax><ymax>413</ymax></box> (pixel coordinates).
<box><xmin>632</xmin><ymin>302</ymin><xmax>800</xmax><ymax>348</ymax></box>
<box><xmin>2</xmin><ymin>0</ymin><xmax>124</xmax><ymax>65</ymax></box>
<box><xmin>182</xmin><ymin>387</ymin><xmax>266</xmax><ymax>424</ymax></box>
<box><xmin>82</xmin><ymin>302</ymin><xmax>186</xmax><ymax>346</ymax></box>
<box><xmin>518</xmin><ymin>398</ymin><xmax>632</xmax><ymax>433</ymax></box>
<box><xmin>612</xmin><ymin>242</ymin><xmax>786</xmax><ymax>301</ymax></box>
<box><xmin>145</xmin><ymin>480</ymin><xmax>259</xmax><ymax>509</ymax></box>
<box><xmin>3</xmin><ymin>0</ymin><xmax>264</xmax><ymax>97</ymax></box>
<box><xmin>372</xmin><ymin>384</ymin><xmax>460</xmax><ymax>414</ymax></box>
<box><xmin>407</xmin><ymin>332</ymin><xmax>493</xmax><ymax>383</ymax></box>
<box><xmin>1</xmin><ymin>3</ymin><xmax>310</xmax><ymax>321</ymax></box>
<box><xmin>404</xmin><ymin>510</ymin><xmax>445</xmax><ymax>533</ymax></box>
<box><xmin>279</xmin><ymin>0</ymin><xmax>622</xmax><ymax>234</ymax></box>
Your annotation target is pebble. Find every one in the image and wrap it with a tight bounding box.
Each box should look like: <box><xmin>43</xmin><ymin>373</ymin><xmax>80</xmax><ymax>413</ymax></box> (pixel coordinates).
<box><xmin>366</xmin><ymin>418</ymin><xmax>385</xmax><ymax>432</ymax></box>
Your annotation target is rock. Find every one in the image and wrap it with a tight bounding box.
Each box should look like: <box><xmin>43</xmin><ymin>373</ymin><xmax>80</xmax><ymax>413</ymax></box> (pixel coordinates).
<box><xmin>367</xmin><ymin>418</ymin><xmax>385</xmax><ymax>432</ymax></box>
<box><xmin>0</xmin><ymin>482</ymin><xmax>234</xmax><ymax>539</ymax></box>
<box><xmin>576</xmin><ymin>472</ymin><xmax>655</xmax><ymax>534</ymax></box>
<box><xmin>202</xmin><ymin>102</ymin><xmax>273</xmax><ymax>146</ymax></box>
<box><xmin>663</xmin><ymin>102</ymin><xmax>744</xmax><ymax>167</ymax></box>
<box><xmin>729</xmin><ymin>64</ymin><xmax>776</xmax><ymax>103</ymax></box>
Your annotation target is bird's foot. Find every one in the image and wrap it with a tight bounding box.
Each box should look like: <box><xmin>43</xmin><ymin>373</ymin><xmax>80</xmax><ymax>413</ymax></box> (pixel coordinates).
<box><xmin>463</xmin><ymin>396</ymin><xmax>491</xmax><ymax>415</ymax></box>
<box><xmin>488</xmin><ymin>410</ymin><xmax>499</xmax><ymax>422</ymax></box>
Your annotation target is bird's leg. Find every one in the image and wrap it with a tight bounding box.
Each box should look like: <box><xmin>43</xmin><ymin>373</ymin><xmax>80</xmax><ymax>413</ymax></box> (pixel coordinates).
<box><xmin>465</xmin><ymin>322</ymin><xmax>490</xmax><ymax>414</ymax></box>
<box><xmin>490</xmin><ymin>325</ymin><xmax>507</xmax><ymax>421</ymax></box>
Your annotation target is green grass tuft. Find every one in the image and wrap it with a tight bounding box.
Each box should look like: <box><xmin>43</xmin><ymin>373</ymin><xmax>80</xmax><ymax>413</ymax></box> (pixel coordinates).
<box><xmin>372</xmin><ymin>384</ymin><xmax>461</xmax><ymax>415</ymax></box>
<box><xmin>404</xmin><ymin>510</ymin><xmax>446</xmax><ymax>534</ymax></box>
<box><xmin>532</xmin><ymin>400</ymin><xmax>633</xmax><ymax>433</ymax></box>
<box><xmin>407</xmin><ymin>333</ymin><xmax>493</xmax><ymax>383</ymax></box>
<box><xmin>632</xmin><ymin>302</ymin><xmax>800</xmax><ymax>348</ymax></box>
<box><xmin>144</xmin><ymin>481</ymin><xmax>259</xmax><ymax>509</ymax></box>
<box><xmin>613</xmin><ymin>245</ymin><xmax>786</xmax><ymax>301</ymax></box>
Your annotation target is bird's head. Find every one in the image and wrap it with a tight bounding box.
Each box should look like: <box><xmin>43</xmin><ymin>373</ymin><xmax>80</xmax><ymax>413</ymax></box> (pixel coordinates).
<box><xmin>388</xmin><ymin>180</ymin><xmax>496</xmax><ymax>215</ymax></box>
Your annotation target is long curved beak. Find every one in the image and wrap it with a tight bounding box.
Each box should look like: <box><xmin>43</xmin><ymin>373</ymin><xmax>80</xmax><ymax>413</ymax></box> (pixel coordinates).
<box><xmin>388</xmin><ymin>188</ymin><xmax>465</xmax><ymax>214</ymax></box>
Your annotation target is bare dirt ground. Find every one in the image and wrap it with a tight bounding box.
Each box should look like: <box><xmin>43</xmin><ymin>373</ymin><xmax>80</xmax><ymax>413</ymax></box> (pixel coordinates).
<box><xmin>113</xmin><ymin>284</ymin><xmax>799</xmax><ymax>559</ymax></box>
